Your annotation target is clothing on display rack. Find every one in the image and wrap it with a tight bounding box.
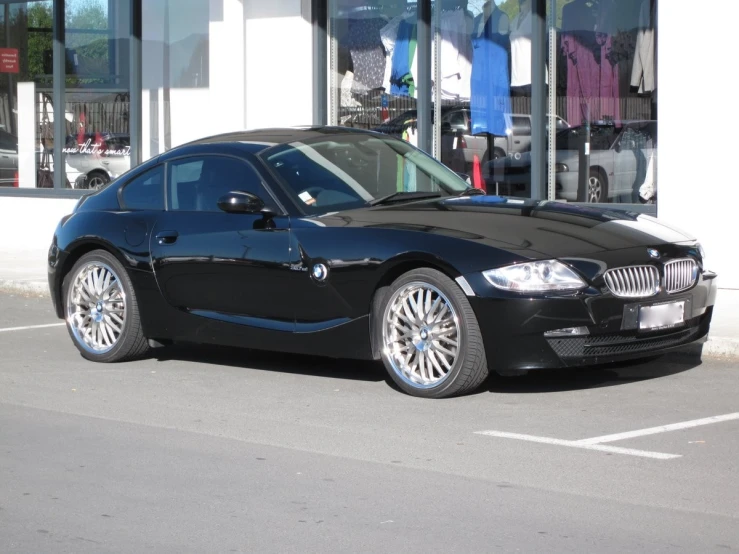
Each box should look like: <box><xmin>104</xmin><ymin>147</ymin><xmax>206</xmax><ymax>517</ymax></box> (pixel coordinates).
<box><xmin>346</xmin><ymin>12</ymin><xmax>391</xmax><ymax>93</ymax></box>
<box><xmin>470</xmin><ymin>3</ymin><xmax>511</xmax><ymax>137</ymax></box>
<box><xmin>380</xmin><ymin>7</ymin><xmax>416</xmax><ymax>95</ymax></box>
<box><xmin>435</xmin><ymin>6</ymin><xmax>473</xmax><ymax>101</ymax></box>
<box><xmin>631</xmin><ymin>0</ymin><xmax>655</xmax><ymax>94</ymax></box>
<box><xmin>594</xmin><ymin>0</ymin><xmax>621</xmax><ymax>123</ymax></box>
<box><xmin>389</xmin><ymin>14</ymin><xmax>418</xmax><ymax>97</ymax></box>
<box><xmin>509</xmin><ymin>2</ymin><xmax>548</xmax><ymax>94</ymax></box>
<box><xmin>561</xmin><ymin>0</ymin><xmax>598</xmax><ymax>125</ymax></box>
<box><xmin>561</xmin><ymin>0</ymin><xmax>620</xmax><ymax>125</ymax></box>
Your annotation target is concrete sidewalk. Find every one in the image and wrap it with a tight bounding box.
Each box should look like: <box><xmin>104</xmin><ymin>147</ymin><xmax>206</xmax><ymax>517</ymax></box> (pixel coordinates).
<box><xmin>1</xmin><ymin>249</ymin><xmax>737</xmax><ymax>359</ymax></box>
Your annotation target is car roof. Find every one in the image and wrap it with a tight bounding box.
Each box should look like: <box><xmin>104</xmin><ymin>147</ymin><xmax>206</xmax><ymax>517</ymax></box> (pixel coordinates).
<box><xmin>182</xmin><ymin>126</ymin><xmax>381</xmax><ymax>152</ymax></box>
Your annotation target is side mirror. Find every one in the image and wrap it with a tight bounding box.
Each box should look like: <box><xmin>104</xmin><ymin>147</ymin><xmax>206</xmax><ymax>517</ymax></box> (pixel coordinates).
<box><xmin>217</xmin><ymin>190</ymin><xmax>267</xmax><ymax>214</ymax></box>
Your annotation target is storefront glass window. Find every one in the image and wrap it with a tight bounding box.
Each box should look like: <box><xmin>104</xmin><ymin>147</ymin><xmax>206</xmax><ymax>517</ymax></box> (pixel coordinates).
<box><xmin>62</xmin><ymin>0</ymin><xmax>132</xmax><ymax>190</ymax></box>
<box><xmin>0</xmin><ymin>1</ymin><xmax>53</xmax><ymax>189</ymax></box>
<box><xmin>329</xmin><ymin>1</ymin><xmax>424</xmax><ymax>143</ymax></box>
<box><xmin>431</xmin><ymin>0</ymin><xmax>533</xmax><ymax>195</ymax></box>
<box><xmin>327</xmin><ymin>0</ymin><xmax>657</xmax><ymax>209</ymax></box>
<box><xmin>548</xmin><ymin>0</ymin><xmax>657</xmax><ymax>206</ymax></box>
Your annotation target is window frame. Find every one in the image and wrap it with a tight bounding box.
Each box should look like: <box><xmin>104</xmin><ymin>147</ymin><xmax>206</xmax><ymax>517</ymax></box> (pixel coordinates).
<box><xmin>117</xmin><ymin>162</ymin><xmax>165</xmax><ymax>211</ymax></box>
<box><xmin>163</xmin><ymin>153</ymin><xmax>285</xmax><ymax>215</ymax></box>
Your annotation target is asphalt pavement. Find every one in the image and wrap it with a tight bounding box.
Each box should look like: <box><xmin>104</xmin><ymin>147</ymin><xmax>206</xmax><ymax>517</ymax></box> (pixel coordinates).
<box><xmin>1</xmin><ymin>291</ymin><xmax>738</xmax><ymax>553</ymax></box>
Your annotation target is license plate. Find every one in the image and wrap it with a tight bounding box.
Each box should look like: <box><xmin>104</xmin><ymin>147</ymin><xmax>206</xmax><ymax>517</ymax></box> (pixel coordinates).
<box><xmin>638</xmin><ymin>301</ymin><xmax>685</xmax><ymax>331</ymax></box>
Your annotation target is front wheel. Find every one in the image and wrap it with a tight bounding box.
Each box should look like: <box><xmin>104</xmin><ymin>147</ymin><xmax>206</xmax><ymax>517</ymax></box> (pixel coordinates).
<box><xmin>585</xmin><ymin>169</ymin><xmax>608</xmax><ymax>203</ymax></box>
<box><xmin>377</xmin><ymin>268</ymin><xmax>489</xmax><ymax>398</ymax></box>
<box><xmin>63</xmin><ymin>249</ymin><xmax>150</xmax><ymax>362</ymax></box>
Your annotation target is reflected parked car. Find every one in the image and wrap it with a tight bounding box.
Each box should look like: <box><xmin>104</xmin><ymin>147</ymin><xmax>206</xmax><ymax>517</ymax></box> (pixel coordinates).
<box><xmin>486</xmin><ymin>120</ymin><xmax>657</xmax><ymax>203</ymax></box>
<box><xmin>0</xmin><ymin>128</ymin><xmax>18</xmax><ymax>187</ymax></box>
<box><xmin>374</xmin><ymin>107</ymin><xmax>569</xmax><ymax>172</ymax></box>
<box><xmin>64</xmin><ymin>133</ymin><xmax>131</xmax><ymax>189</ymax></box>
<box><xmin>48</xmin><ymin>126</ymin><xmax>715</xmax><ymax>399</ymax></box>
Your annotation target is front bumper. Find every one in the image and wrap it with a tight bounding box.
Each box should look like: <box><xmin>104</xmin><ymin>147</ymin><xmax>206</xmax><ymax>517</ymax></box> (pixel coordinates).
<box><xmin>466</xmin><ymin>270</ymin><xmax>718</xmax><ymax>373</ymax></box>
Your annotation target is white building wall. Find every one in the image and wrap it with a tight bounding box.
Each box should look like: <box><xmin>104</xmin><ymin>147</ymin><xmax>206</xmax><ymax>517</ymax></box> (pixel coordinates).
<box><xmin>244</xmin><ymin>0</ymin><xmax>314</xmax><ymax>129</ymax></box>
<box><xmin>657</xmin><ymin>0</ymin><xmax>739</xmax><ymax>288</ymax></box>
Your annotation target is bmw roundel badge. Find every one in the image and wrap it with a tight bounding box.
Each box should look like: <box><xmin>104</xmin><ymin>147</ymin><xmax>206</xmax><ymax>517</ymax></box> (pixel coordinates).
<box><xmin>647</xmin><ymin>248</ymin><xmax>660</xmax><ymax>259</ymax></box>
<box><xmin>312</xmin><ymin>263</ymin><xmax>329</xmax><ymax>281</ymax></box>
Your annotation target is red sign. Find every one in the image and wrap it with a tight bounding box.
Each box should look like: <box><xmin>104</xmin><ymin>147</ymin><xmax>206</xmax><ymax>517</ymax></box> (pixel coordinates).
<box><xmin>0</xmin><ymin>49</ymin><xmax>19</xmax><ymax>73</ymax></box>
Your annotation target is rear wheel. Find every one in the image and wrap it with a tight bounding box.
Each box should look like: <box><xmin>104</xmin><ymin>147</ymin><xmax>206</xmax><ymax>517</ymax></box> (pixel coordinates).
<box><xmin>85</xmin><ymin>170</ymin><xmax>110</xmax><ymax>190</ymax></box>
<box><xmin>585</xmin><ymin>169</ymin><xmax>608</xmax><ymax>203</ymax></box>
<box><xmin>377</xmin><ymin>268</ymin><xmax>488</xmax><ymax>398</ymax></box>
<box><xmin>63</xmin><ymin>249</ymin><xmax>150</xmax><ymax>362</ymax></box>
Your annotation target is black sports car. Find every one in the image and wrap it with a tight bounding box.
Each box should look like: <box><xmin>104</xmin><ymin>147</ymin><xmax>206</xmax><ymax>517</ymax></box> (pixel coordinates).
<box><xmin>48</xmin><ymin>126</ymin><xmax>717</xmax><ymax>398</ymax></box>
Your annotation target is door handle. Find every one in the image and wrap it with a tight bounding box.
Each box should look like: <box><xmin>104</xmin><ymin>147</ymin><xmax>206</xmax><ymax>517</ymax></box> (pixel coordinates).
<box><xmin>155</xmin><ymin>230</ymin><xmax>178</xmax><ymax>245</ymax></box>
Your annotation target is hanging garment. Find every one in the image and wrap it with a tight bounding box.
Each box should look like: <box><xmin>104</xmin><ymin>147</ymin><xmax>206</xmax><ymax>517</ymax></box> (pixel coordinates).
<box><xmin>346</xmin><ymin>17</ymin><xmax>389</xmax><ymax>93</ymax></box>
<box><xmin>381</xmin><ymin>13</ymin><xmax>410</xmax><ymax>93</ymax></box>
<box><xmin>435</xmin><ymin>9</ymin><xmax>473</xmax><ymax>101</ymax></box>
<box><xmin>594</xmin><ymin>0</ymin><xmax>621</xmax><ymax>122</ymax></box>
<box><xmin>510</xmin><ymin>9</ymin><xmax>548</xmax><ymax>88</ymax></box>
<box><xmin>470</xmin><ymin>9</ymin><xmax>512</xmax><ymax>137</ymax></box>
<box><xmin>631</xmin><ymin>0</ymin><xmax>655</xmax><ymax>94</ymax></box>
<box><xmin>389</xmin><ymin>16</ymin><xmax>417</xmax><ymax>97</ymax></box>
<box><xmin>561</xmin><ymin>0</ymin><xmax>598</xmax><ymax>125</ymax></box>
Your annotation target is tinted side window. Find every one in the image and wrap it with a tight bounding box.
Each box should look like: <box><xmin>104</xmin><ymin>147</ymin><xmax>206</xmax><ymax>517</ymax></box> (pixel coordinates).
<box><xmin>511</xmin><ymin>116</ymin><xmax>532</xmax><ymax>135</ymax></box>
<box><xmin>120</xmin><ymin>165</ymin><xmax>164</xmax><ymax>210</ymax></box>
<box><xmin>168</xmin><ymin>155</ymin><xmax>270</xmax><ymax>212</ymax></box>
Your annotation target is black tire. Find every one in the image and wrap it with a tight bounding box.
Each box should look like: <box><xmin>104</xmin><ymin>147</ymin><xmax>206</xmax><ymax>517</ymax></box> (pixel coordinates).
<box><xmin>62</xmin><ymin>249</ymin><xmax>150</xmax><ymax>362</ymax></box>
<box><xmin>492</xmin><ymin>147</ymin><xmax>506</xmax><ymax>160</ymax></box>
<box><xmin>376</xmin><ymin>268</ymin><xmax>488</xmax><ymax>398</ymax></box>
<box><xmin>585</xmin><ymin>168</ymin><xmax>608</xmax><ymax>203</ymax></box>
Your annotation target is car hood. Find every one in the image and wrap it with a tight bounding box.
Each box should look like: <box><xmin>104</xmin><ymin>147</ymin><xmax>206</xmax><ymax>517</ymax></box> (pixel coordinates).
<box><xmin>303</xmin><ymin>196</ymin><xmax>696</xmax><ymax>259</ymax></box>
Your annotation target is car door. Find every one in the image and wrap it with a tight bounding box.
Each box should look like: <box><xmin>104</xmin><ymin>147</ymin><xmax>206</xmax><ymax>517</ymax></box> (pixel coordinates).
<box><xmin>150</xmin><ymin>154</ymin><xmax>294</xmax><ymax>329</ymax></box>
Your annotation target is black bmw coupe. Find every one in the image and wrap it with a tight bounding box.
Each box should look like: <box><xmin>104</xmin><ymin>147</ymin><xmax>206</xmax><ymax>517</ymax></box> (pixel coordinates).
<box><xmin>48</xmin><ymin>126</ymin><xmax>717</xmax><ymax>398</ymax></box>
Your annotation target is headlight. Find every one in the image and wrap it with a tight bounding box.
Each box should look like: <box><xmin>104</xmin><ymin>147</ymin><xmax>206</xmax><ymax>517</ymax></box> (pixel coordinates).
<box><xmin>483</xmin><ymin>260</ymin><xmax>586</xmax><ymax>292</ymax></box>
<box><xmin>697</xmin><ymin>243</ymin><xmax>706</xmax><ymax>261</ymax></box>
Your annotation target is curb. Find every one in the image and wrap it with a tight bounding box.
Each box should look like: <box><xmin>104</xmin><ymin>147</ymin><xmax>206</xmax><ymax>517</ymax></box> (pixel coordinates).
<box><xmin>0</xmin><ymin>278</ymin><xmax>737</xmax><ymax>361</ymax></box>
<box><xmin>702</xmin><ymin>336</ymin><xmax>739</xmax><ymax>360</ymax></box>
<box><xmin>0</xmin><ymin>279</ymin><xmax>50</xmax><ymax>298</ymax></box>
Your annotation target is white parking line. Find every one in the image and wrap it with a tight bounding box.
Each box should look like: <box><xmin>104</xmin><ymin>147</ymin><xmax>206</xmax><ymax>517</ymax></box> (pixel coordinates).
<box><xmin>575</xmin><ymin>413</ymin><xmax>739</xmax><ymax>445</ymax></box>
<box><xmin>475</xmin><ymin>412</ymin><xmax>739</xmax><ymax>460</ymax></box>
<box><xmin>474</xmin><ymin>431</ymin><xmax>680</xmax><ymax>460</ymax></box>
<box><xmin>0</xmin><ymin>323</ymin><xmax>65</xmax><ymax>333</ymax></box>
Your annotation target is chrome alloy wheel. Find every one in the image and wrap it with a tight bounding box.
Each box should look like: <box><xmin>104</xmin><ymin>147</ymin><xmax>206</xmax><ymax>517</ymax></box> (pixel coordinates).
<box><xmin>587</xmin><ymin>175</ymin><xmax>602</xmax><ymax>202</ymax></box>
<box><xmin>66</xmin><ymin>261</ymin><xmax>126</xmax><ymax>354</ymax></box>
<box><xmin>382</xmin><ymin>282</ymin><xmax>460</xmax><ymax>389</ymax></box>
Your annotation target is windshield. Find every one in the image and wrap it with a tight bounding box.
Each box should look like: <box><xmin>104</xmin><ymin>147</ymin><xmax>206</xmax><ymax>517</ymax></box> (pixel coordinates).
<box><xmin>258</xmin><ymin>132</ymin><xmax>469</xmax><ymax>215</ymax></box>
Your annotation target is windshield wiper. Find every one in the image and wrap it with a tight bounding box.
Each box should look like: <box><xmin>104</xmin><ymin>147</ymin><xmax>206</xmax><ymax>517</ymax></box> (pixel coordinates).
<box><xmin>368</xmin><ymin>191</ymin><xmax>442</xmax><ymax>206</ymax></box>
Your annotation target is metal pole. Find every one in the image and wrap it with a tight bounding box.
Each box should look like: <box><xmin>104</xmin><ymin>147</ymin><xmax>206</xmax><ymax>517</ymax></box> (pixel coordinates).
<box><xmin>312</xmin><ymin>0</ymin><xmax>327</xmax><ymax>126</ymax></box>
<box><xmin>53</xmin><ymin>0</ymin><xmax>65</xmax><ymax>189</ymax></box>
<box><xmin>530</xmin><ymin>0</ymin><xmax>546</xmax><ymax>200</ymax></box>
<box><xmin>129</xmin><ymin>0</ymin><xmax>142</xmax><ymax>166</ymax></box>
<box><xmin>417</xmin><ymin>0</ymin><xmax>432</xmax><ymax>154</ymax></box>
<box><xmin>432</xmin><ymin>0</ymin><xmax>441</xmax><ymax>160</ymax></box>
<box><xmin>547</xmin><ymin>0</ymin><xmax>557</xmax><ymax>201</ymax></box>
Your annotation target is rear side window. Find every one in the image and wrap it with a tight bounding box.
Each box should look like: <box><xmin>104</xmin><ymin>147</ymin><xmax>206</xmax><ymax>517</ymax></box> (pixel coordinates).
<box><xmin>167</xmin><ymin>155</ymin><xmax>272</xmax><ymax>212</ymax></box>
<box><xmin>511</xmin><ymin>116</ymin><xmax>532</xmax><ymax>135</ymax></box>
<box><xmin>120</xmin><ymin>165</ymin><xmax>164</xmax><ymax>210</ymax></box>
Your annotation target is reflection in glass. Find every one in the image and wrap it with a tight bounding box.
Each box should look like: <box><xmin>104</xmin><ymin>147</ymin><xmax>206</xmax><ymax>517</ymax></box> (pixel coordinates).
<box><xmin>0</xmin><ymin>1</ymin><xmax>53</xmax><ymax>188</ymax></box>
<box><xmin>329</xmin><ymin>0</ymin><xmax>420</xmax><ymax>132</ymax></box>
<box><xmin>62</xmin><ymin>0</ymin><xmax>132</xmax><ymax>190</ymax></box>
<box><xmin>551</xmin><ymin>0</ymin><xmax>657</xmax><ymax>206</ymax></box>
